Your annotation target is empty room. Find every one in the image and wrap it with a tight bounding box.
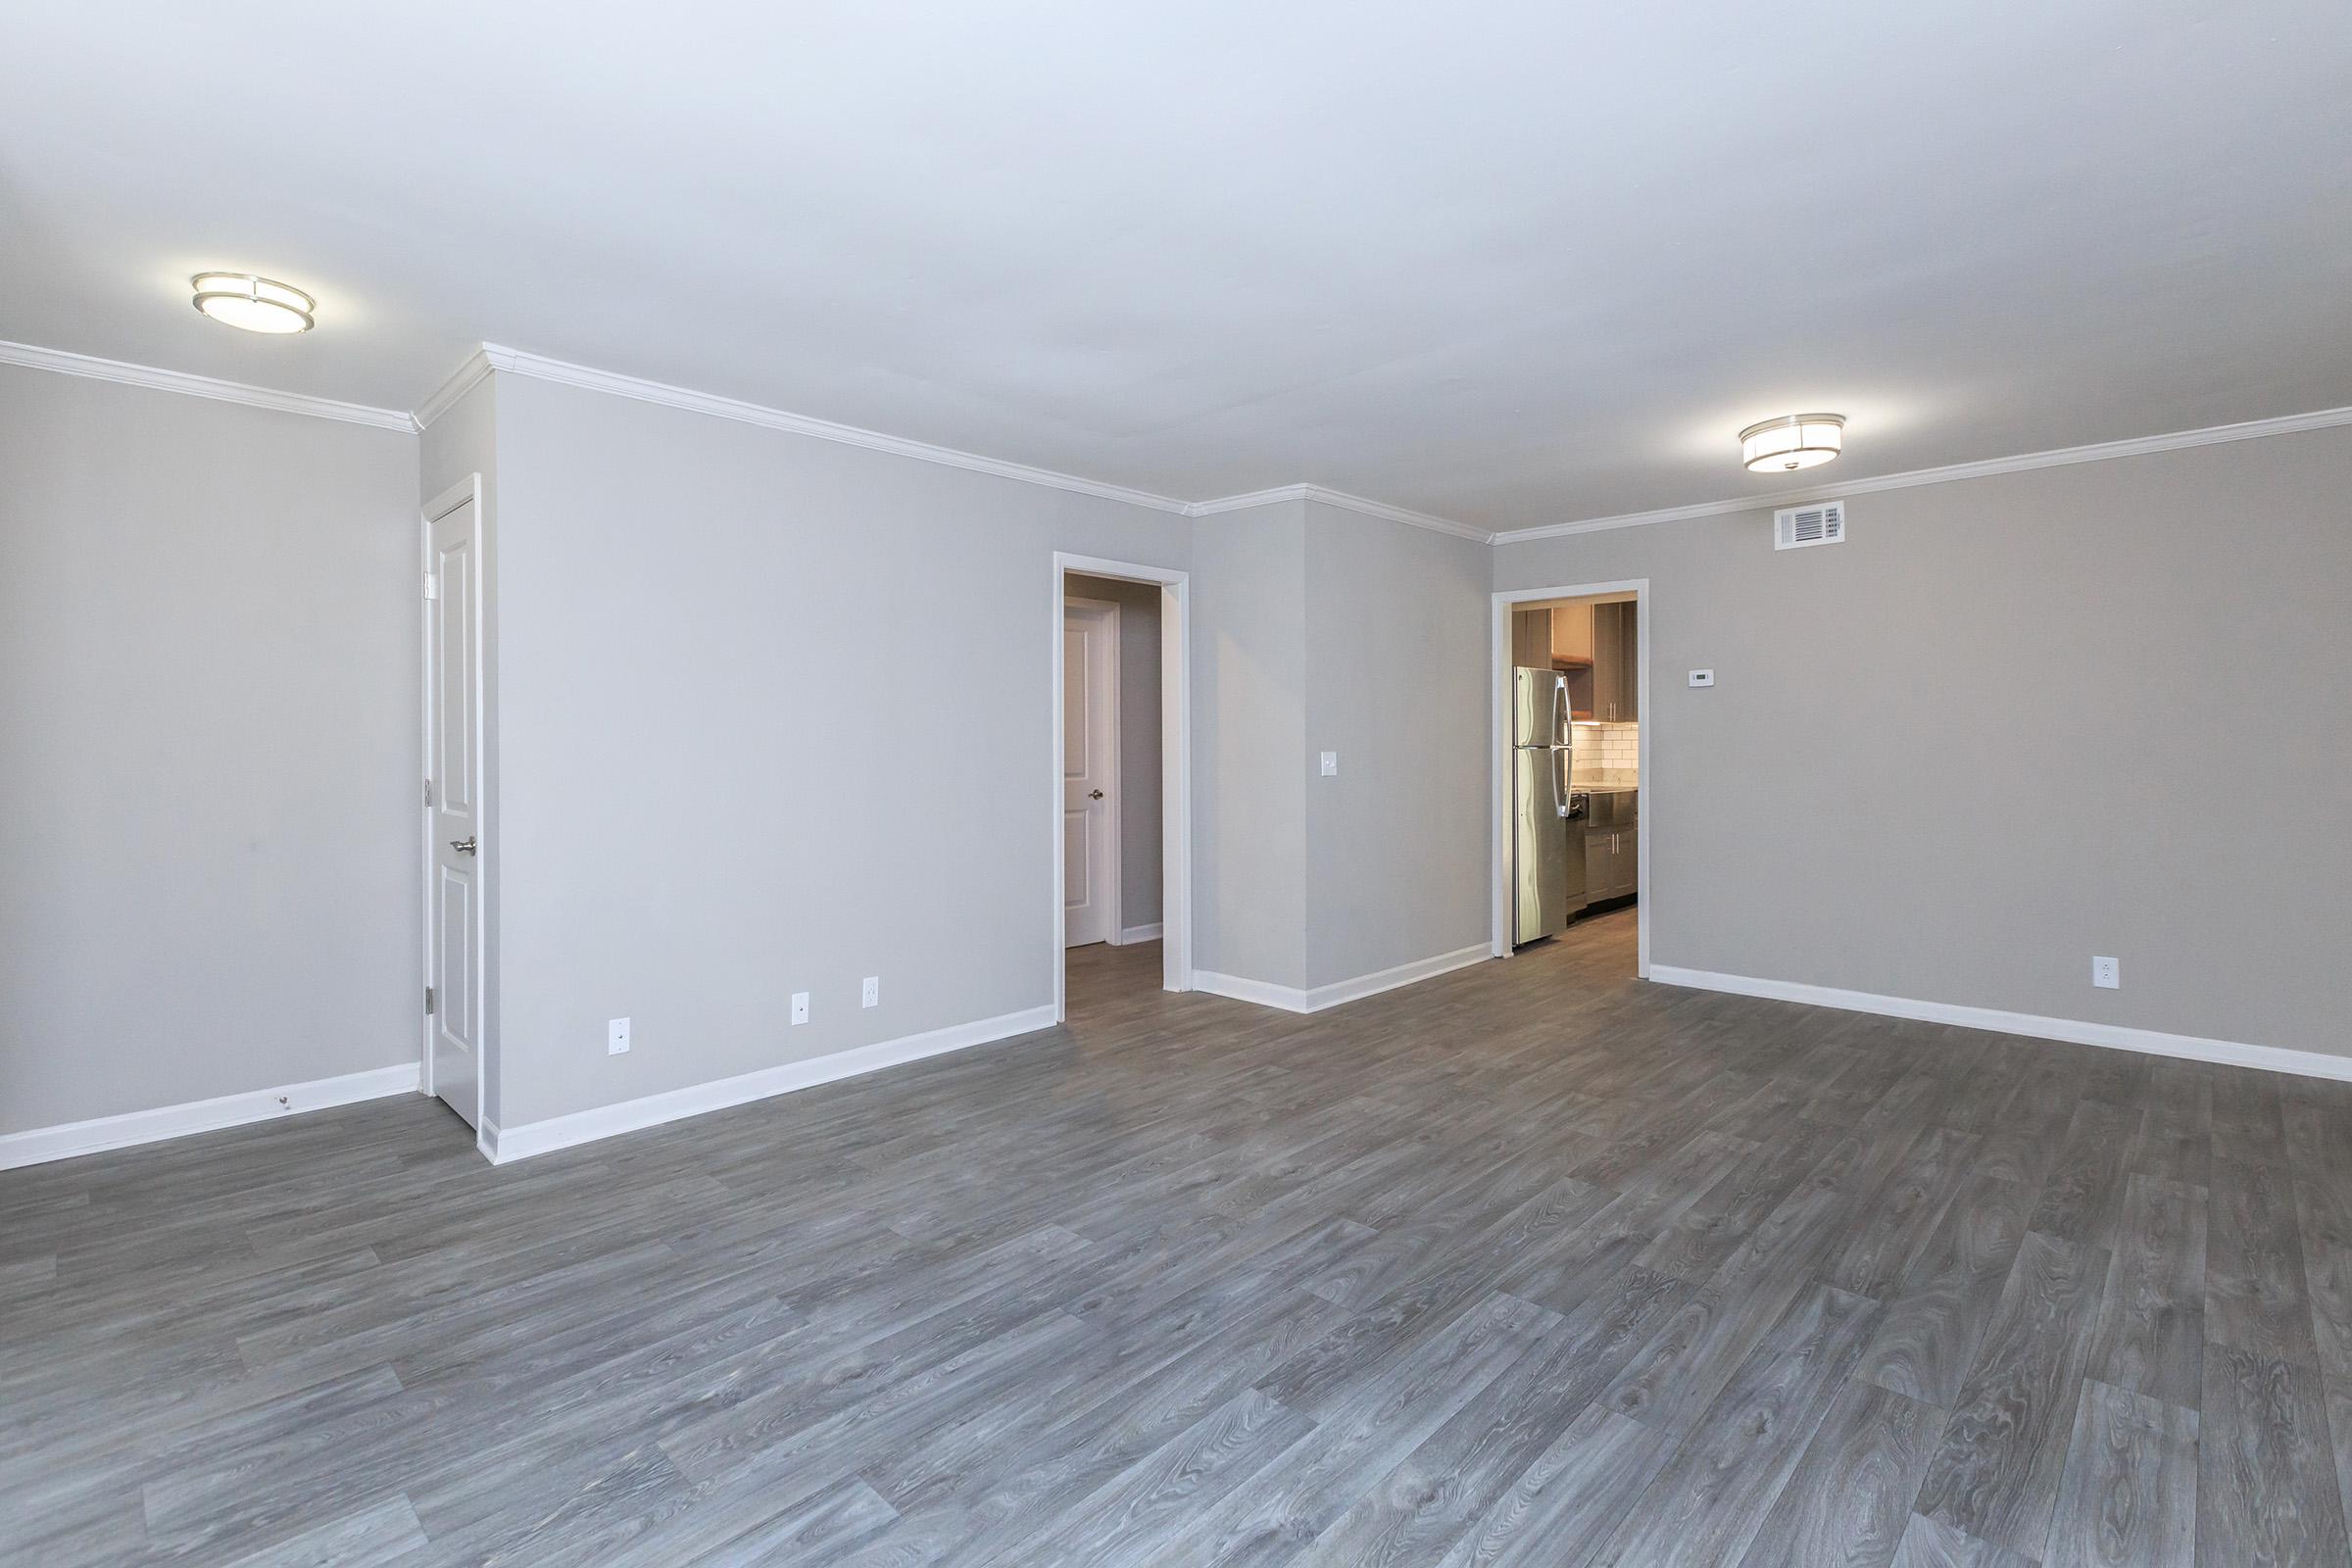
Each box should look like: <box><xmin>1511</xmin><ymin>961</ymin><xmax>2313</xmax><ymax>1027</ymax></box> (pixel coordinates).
<box><xmin>5</xmin><ymin>4</ymin><xmax>2350</xmax><ymax>1565</ymax></box>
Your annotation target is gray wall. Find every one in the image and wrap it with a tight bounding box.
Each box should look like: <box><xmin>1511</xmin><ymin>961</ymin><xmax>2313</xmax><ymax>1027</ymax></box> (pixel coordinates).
<box><xmin>1064</xmin><ymin>572</ymin><xmax>1162</xmax><ymax>934</ymax></box>
<box><xmin>1302</xmin><ymin>501</ymin><xmax>1491</xmax><ymax>988</ymax></box>
<box><xmin>1191</xmin><ymin>499</ymin><xmax>1493</xmax><ymax>994</ymax></box>
<box><xmin>0</xmin><ymin>366</ymin><xmax>420</xmax><ymax>1133</ymax></box>
<box><xmin>491</xmin><ymin>375</ymin><xmax>1190</xmax><ymax>1126</ymax></box>
<box><xmin>1191</xmin><ymin>502</ymin><xmax>1309</xmax><ymax>989</ymax></box>
<box><xmin>1494</xmin><ymin>425</ymin><xmax>2352</xmax><ymax>1058</ymax></box>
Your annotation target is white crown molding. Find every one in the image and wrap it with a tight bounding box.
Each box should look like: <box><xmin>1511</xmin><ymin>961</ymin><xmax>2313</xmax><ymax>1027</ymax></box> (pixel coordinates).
<box><xmin>1650</xmin><ymin>965</ymin><xmax>2352</xmax><ymax>1084</ymax></box>
<box><xmin>471</xmin><ymin>343</ymin><xmax>1192</xmax><ymax>514</ymax></box>
<box><xmin>413</xmin><ymin>347</ymin><xmax>493</xmax><ymax>431</ymax></box>
<box><xmin>22</xmin><ymin>330</ymin><xmax>2344</xmax><ymax>547</ymax></box>
<box><xmin>1491</xmin><ymin>402</ymin><xmax>2352</xmax><ymax>545</ymax></box>
<box><xmin>0</xmin><ymin>1062</ymin><xmax>419</xmax><ymax>1171</ymax></box>
<box><xmin>1183</xmin><ymin>482</ymin><xmax>1494</xmax><ymax>543</ymax></box>
<box><xmin>438</xmin><ymin>347</ymin><xmax>1502</xmax><ymax>540</ymax></box>
<box><xmin>0</xmin><ymin>339</ymin><xmax>416</xmax><ymax>431</ymax></box>
<box><xmin>1183</xmin><ymin>483</ymin><xmax>1317</xmax><ymax>517</ymax></box>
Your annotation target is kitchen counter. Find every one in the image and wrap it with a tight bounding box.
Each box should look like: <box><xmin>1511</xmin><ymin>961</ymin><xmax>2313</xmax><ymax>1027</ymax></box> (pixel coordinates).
<box><xmin>1575</xmin><ymin>781</ymin><xmax>1640</xmax><ymax>794</ymax></box>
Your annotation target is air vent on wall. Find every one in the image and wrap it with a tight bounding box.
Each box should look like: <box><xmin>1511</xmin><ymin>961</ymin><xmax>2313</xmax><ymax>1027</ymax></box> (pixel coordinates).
<box><xmin>1775</xmin><ymin>500</ymin><xmax>1845</xmax><ymax>550</ymax></box>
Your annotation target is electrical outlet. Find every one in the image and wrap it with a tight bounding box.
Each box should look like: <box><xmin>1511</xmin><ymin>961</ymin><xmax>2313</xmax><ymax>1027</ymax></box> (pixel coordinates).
<box><xmin>791</xmin><ymin>992</ymin><xmax>810</xmax><ymax>1025</ymax></box>
<box><xmin>2091</xmin><ymin>956</ymin><xmax>2120</xmax><ymax>990</ymax></box>
<box><xmin>1319</xmin><ymin>751</ymin><xmax>1339</xmax><ymax>776</ymax></box>
<box><xmin>608</xmin><ymin>1017</ymin><xmax>631</xmax><ymax>1054</ymax></box>
<box><xmin>861</xmin><ymin>976</ymin><xmax>879</xmax><ymax>1008</ymax></box>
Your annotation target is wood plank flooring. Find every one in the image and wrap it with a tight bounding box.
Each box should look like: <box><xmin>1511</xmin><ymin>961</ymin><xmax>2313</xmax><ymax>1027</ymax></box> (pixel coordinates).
<box><xmin>5</xmin><ymin>909</ymin><xmax>2350</xmax><ymax>1566</ymax></box>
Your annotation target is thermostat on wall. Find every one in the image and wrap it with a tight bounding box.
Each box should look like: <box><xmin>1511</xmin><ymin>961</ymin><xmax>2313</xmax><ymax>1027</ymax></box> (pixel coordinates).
<box><xmin>1688</xmin><ymin>669</ymin><xmax>1716</xmax><ymax>687</ymax></box>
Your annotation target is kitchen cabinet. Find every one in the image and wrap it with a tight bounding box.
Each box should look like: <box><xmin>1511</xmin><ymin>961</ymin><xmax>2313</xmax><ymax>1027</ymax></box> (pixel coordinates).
<box><xmin>1592</xmin><ymin>601</ymin><xmax>1639</xmax><ymax>722</ymax></box>
<box><xmin>1511</xmin><ymin>608</ymin><xmax>1550</xmax><ymax>668</ymax></box>
<box><xmin>1549</xmin><ymin>603</ymin><xmax>1595</xmax><ymax>662</ymax></box>
<box><xmin>1512</xmin><ymin>606</ymin><xmax>1599</xmax><ymax>717</ymax></box>
<box><xmin>1581</xmin><ymin>792</ymin><xmax>1639</xmax><ymax>903</ymax></box>
<box><xmin>1585</xmin><ymin>826</ymin><xmax>1638</xmax><ymax>902</ymax></box>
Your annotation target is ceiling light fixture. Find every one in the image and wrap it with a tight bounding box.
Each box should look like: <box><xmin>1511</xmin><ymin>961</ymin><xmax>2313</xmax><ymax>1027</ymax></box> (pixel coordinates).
<box><xmin>1739</xmin><ymin>412</ymin><xmax>1844</xmax><ymax>472</ymax></box>
<box><xmin>190</xmin><ymin>272</ymin><xmax>316</xmax><ymax>334</ymax></box>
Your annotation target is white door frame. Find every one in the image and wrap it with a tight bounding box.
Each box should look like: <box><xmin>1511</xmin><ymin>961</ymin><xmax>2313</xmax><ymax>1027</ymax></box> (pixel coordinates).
<box><xmin>1052</xmin><ymin>552</ymin><xmax>1193</xmax><ymax>1019</ymax></box>
<box><xmin>420</xmin><ymin>474</ymin><xmax>489</xmax><ymax>1140</ymax></box>
<box><xmin>1491</xmin><ymin>579</ymin><xmax>1651</xmax><ymax>976</ymax></box>
<box><xmin>1061</xmin><ymin>594</ymin><xmax>1123</xmax><ymax>948</ymax></box>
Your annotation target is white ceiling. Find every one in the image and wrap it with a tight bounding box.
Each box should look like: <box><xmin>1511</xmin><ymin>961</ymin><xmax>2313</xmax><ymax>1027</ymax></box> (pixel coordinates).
<box><xmin>6</xmin><ymin>1</ymin><xmax>2349</xmax><ymax>528</ymax></box>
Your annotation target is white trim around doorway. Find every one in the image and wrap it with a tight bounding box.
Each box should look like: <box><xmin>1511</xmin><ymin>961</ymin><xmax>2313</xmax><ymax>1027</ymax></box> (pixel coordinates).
<box><xmin>1490</xmin><ymin>580</ymin><xmax>1651</xmax><ymax>976</ymax></box>
<box><xmin>1052</xmin><ymin>553</ymin><xmax>1195</xmax><ymax>1020</ymax></box>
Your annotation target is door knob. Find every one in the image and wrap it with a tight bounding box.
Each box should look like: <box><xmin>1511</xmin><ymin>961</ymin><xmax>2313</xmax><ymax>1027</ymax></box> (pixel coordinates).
<box><xmin>449</xmin><ymin>836</ymin><xmax>478</xmax><ymax>856</ymax></box>
<box><xmin>1088</xmin><ymin>789</ymin><xmax>1104</xmax><ymax>800</ymax></box>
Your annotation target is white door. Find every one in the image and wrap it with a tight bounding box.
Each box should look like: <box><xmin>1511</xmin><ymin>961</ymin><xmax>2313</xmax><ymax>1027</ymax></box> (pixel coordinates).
<box><xmin>425</xmin><ymin>496</ymin><xmax>483</xmax><ymax>1126</ymax></box>
<box><xmin>1062</xmin><ymin>600</ymin><xmax>1119</xmax><ymax>948</ymax></box>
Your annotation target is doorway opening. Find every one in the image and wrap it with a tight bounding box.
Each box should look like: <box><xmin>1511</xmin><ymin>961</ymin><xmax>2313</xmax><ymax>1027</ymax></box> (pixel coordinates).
<box><xmin>1491</xmin><ymin>580</ymin><xmax>1650</xmax><ymax>979</ymax></box>
<box><xmin>1051</xmin><ymin>554</ymin><xmax>1193</xmax><ymax>1023</ymax></box>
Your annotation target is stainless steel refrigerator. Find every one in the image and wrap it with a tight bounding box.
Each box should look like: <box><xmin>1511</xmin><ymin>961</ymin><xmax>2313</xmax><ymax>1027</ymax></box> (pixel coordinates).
<box><xmin>1512</xmin><ymin>667</ymin><xmax>1588</xmax><ymax>945</ymax></box>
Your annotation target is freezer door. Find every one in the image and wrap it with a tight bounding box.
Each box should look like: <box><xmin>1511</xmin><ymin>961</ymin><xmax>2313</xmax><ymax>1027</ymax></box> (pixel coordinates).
<box><xmin>1513</xmin><ymin>748</ymin><xmax>1570</xmax><ymax>943</ymax></box>
<box><xmin>1512</xmin><ymin>667</ymin><xmax>1567</xmax><ymax>748</ymax></box>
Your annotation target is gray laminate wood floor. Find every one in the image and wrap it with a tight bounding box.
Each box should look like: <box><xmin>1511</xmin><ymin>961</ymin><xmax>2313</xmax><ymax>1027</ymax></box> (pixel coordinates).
<box><xmin>7</xmin><ymin>910</ymin><xmax>2351</xmax><ymax>1566</ymax></box>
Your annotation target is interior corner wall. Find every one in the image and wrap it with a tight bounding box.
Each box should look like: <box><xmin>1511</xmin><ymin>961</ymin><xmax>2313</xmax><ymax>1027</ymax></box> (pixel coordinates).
<box><xmin>1492</xmin><ymin>423</ymin><xmax>2352</xmax><ymax>1060</ymax></box>
<box><xmin>0</xmin><ymin>364</ymin><xmax>421</xmax><ymax>1135</ymax></box>
<box><xmin>485</xmin><ymin>374</ymin><xmax>1189</xmax><ymax>1129</ymax></box>
<box><xmin>1064</xmin><ymin>572</ymin><xmax>1163</xmax><ymax>933</ymax></box>
<box><xmin>1300</xmin><ymin>502</ymin><xmax>1492</xmax><ymax>989</ymax></box>
<box><xmin>418</xmin><ymin>372</ymin><xmax>503</xmax><ymax>1127</ymax></box>
<box><xmin>1190</xmin><ymin>501</ymin><xmax>1310</xmax><ymax>990</ymax></box>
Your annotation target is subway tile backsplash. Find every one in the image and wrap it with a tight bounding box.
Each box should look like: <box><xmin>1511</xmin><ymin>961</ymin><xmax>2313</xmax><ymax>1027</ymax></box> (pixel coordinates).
<box><xmin>1571</xmin><ymin>720</ymin><xmax>1638</xmax><ymax>786</ymax></box>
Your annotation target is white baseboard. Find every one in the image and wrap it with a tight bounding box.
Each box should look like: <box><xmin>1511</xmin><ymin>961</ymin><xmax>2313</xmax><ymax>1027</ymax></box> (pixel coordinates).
<box><xmin>484</xmin><ymin>1004</ymin><xmax>1059</xmax><ymax>1163</ymax></box>
<box><xmin>1192</xmin><ymin>970</ymin><xmax>1311</xmax><ymax>1011</ymax></box>
<box><xmin>0</xmin><ymin>1062</ymin><xmax>422</xmax><ymax>1172</ymax></box>
<box><xmin>1117</xmin><ymin>922</ymin><xmax>1165</xmax><ymax>945</ymax></box>
<box><xmin>1196</xmin><ymin>944</ymin><xmax>1491</xmax><ymax>1015</ymax></box>
<box><xmin>1648</xmin><ymin>965</ymin><xmax>2352</xmax><ymax>1084</ymax></box>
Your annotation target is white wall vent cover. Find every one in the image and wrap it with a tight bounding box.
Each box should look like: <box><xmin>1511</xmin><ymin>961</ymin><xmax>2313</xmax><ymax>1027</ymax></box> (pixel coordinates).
<box><xmin>1774</xmin><ymin>500</ymin><xmax>1846</xmax><ymax>550</ymax></box>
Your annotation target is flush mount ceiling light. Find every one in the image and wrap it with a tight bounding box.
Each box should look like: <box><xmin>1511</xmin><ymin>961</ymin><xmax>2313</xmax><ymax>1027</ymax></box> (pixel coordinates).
<box><xmin>1739</xmin><ymin>412</ymin><xmax>1844</xmax><ymax>472</ymax></box>
<box><xmin>190</xmin><ymin>272</ymin><xmax>315</xmax><ymax>334</ymax></box>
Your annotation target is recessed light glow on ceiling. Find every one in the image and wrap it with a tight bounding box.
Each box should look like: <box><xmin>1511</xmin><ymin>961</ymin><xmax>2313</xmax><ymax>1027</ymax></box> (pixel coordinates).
<box><xmin>1740</xmin><ymin>413</ymin><xmax>1844</xmax><ymax>472</ymax></box>
<box><xmin>190</xmin><ymin>272</ymin><xmax>316</xmax><ymax>334</ymax></box>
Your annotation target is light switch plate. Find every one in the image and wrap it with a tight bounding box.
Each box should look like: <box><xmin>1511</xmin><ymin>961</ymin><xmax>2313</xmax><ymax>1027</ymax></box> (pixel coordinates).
<box><xmin>1688</xmin><ymin>669</ymin><xmax>1716</xmax><ymax>687</ymax></box>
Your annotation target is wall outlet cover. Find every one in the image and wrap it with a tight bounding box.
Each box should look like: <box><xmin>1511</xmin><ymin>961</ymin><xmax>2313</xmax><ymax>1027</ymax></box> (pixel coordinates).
<box><xmin>1688</xmin><ymin>669</ymin><xmax>1715</xmax><ymax>687</ymax></box>
<box><xmin>861</xmin><ymin>976</ymin><xmax>879</xmax><ymax>1007</ymax></box>
<box><xmin>1319</xmin><ymin>751</ymin><xmax>1339</xmax><ymax>776</ymax></box>
<box><xmin>2092</xmin><ymin>956</ymin><xmax>2121</xmax><ymax>990</ymax></box>
<box><xmin>791</xmin><ymin>992</ymin><xmax>810</xmax><ymax>1025</ymax></box>
<box><xmin>608</xmin><ymin>1017</ymin><xmax>631</xmax><ymax>1054</ymax></box>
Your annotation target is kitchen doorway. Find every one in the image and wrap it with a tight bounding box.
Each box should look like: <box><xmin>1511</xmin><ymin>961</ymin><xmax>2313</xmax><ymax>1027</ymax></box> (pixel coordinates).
<box><xmin>1491</xmin><ymin>580</ymin><xmax>1650</xmax><ymax>977</ymax></box>
<box><xmin>1051</xmin><ymin>554</ymin><xmax>1193</xmax><ymax>1020</ymax></box>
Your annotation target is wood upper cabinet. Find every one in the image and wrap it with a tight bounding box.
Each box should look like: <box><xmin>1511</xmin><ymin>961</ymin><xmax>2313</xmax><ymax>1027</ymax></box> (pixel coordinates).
<box><xmin>1511</xmin><ymin>608</ymin><xmax>1550</xmax><ymax>668</ymax></box>
<box><xmin>1516</xmin><ymin>605</ymin><xmax>1626</xmax><ymax>721</ymax></box>
<box><xmin>1549</xmin><ymin>603</ymin><xmax>1595</xmax><ymax>663</ymax></box>
<box><xmin>1592</xmin><ymin>601</ymin><xmax>1639</xmax><ymax>722</ymax></box>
